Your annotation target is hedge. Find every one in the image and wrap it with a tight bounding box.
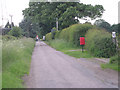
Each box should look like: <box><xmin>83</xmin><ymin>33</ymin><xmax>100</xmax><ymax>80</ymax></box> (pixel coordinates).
<box><xmin>57</xmin><ymin>23</ymin><xmax>94</xmax><ymax>46</ymax></box>
<box><xmin>2</xmin><ymin>35</ymin><xmax>17</xmax><ymax>41</ymax></box>
<box><xmin>46</xmin><ymin>32</ymin><xmax>52</xmax><ymax>41</ymax></box>
<box><xmin>85</xmin><ymin>29</ymin><xmax>116</xmax><ymax>58</ymax></box>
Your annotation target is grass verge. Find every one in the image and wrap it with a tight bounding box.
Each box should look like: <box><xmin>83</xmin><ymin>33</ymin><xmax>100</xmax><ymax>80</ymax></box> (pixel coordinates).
<box><xmin>46</xmin><ymin>39</ymin><xmax>119</xmax><ymax>71</ymax></box>
<box><xmin>63</xmin><ymin>50</ymin><xmax>93</xmax><ymax>58</ymax></box>
<box><xmin>2</xmin><ymin>37</ymin><xmax>35</xmax><ymax>88</ymax></box>
<box><xmin>101</xmin><ymin>55</ymin><xmax>119</xmax><ymax>71</ymax></box>
<box><xmin>101</xmin><ymin>63</ymin><xmax>119</xmax><ymax>71</ymax></box>
<box><xmin>45</xmin><ymin>39</ymin><xmax>93</xmax><ymax>58</ymax></box>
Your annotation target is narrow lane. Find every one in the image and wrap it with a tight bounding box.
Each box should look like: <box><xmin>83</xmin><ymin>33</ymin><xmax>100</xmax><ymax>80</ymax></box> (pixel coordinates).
<box><xmin>24</xmin><ymin>41</ymin><xmax>118</xmax><ymax>88</ymax></box>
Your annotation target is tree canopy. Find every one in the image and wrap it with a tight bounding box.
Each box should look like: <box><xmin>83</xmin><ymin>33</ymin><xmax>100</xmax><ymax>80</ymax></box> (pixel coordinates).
<box><xmin>20</xmin><ymin>2</ymin><xmax>104</xmax><ymax>37</ymax></box>
<box><xmin>94</xmin><ymin>19</ymin><xmax>120</xmax><ymax>34</ymax></box>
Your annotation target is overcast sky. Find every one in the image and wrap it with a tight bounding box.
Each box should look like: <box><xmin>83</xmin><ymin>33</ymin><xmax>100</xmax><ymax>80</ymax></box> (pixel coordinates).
<box><xmin>0</xmin><ymin>0</ymin><xmax>119</xmax><ymax>27</ymax></box>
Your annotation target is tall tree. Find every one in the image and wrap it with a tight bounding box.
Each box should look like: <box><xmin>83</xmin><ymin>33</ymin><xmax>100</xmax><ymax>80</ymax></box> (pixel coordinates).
<box><xmin>21</xmin><ymin>2</ymin><xmax>104</xmax><ymax>37</ymax></box>
<box><xmin>94</xmin><ymin>19</ymin><xmax>111</xmax><ymax>32</ymax></box>
<box><xmin>111</xmin><ymin>23</ymin><xmax>120</xmax><ymax>34</ymax></box>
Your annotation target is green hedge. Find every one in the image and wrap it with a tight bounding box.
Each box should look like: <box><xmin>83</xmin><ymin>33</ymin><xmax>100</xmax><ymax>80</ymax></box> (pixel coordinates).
<box><xmin>55</xmin><ymin>31</ymin><xmax>61</xmax><ymax>39</ymax></box>
<box><xmin>8</xmin><ymin>26</ymin><xmax>22</xmax><ymax>37</ymax></box>
<box><xmin>85</xmin><ymin>29</ymin><xmax>116</xmax><ymax>58</ymax></box>
<box><xmin>46</xmin><ymin>32</ymin><xmax>52</xmax><ymax>41</ymax></box>
<box><xmin>46</xmin><ymin>24</ymin><xmax>93</xmax><ymax>45</ymax></box>
<box><xmin>57</xmin><ymin>24</ymin><xmax>93</xmax><ymax>46</ymax></box>
<box><xmin>2</xmin><ymin>35</ymin><xmax>17</xmax><ymax>41</ymax></box>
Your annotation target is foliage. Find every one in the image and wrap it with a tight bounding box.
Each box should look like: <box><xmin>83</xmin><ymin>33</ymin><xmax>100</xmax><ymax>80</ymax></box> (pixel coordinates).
<box><xmin>2</xmin><ymin>38</ymin><xmax>35</xmax><ymax>88</ymax></box>
<box><xmin>63</xmin><ymin>50</ymin><xmax>93</xmax><ymax>58</ymax></box>
<box><xmin>46</xmin><ymin>32</ymin><xmax>52</xmax><ymax>41</ymax></box>
<box><xmin>101</xmin><ymin>63</ymin><xmax>119</xmax><ymax>71</ymax></box>
<box><xmin>85</xmin><ymin>29</ymin><xmax>116</xmax><ymax>58</ymax></box>
<box><xmin>8</xmin><ymin>26</ymin><xmax>22</xmax><ymax>37</ymax></box>
<box><xmin>22</xmin><ymin>2</ymin><xmax>104</xmax><ymax>37</ymax></box>
<box><xmin>2</xmin><ymin>35</ymin><xmax>16</xmax><ymax>41</ymax></box>
<box><xmin>111</xmin><ymin>23</ymin><xmax>120</xmax><ymax>34</ymax></box>
<box><xmin>58</xmin><ymin>23</ymin><xmax>93</xmax><ymax>46</ymax></box>
<box><xmin>55</xmin><ymin>30</ymin><xmax>61</xmax><ymax>39</ymax></box>
<box><xmin>46</xmin><ymin>39</ymin><xmax>76</xmax><ymax>51</ymax></box>
<box><xmin>19</xmin><ymin>18</ymin><xmax>42</xmax><ymax>38</ymax></box>
<box><xmin>94</xmin><ymin>19</ymin><xmax>112</xmax><ymax>32</ymax></box>
<box><xmin>109</xmin><ymin>55</ymin><xmax>119</xmax><ymax>64</ymax></box>
<box><xmin>45</xmin><ymin>39</ymin><xmax>93</xmax><ymax>58</ymax></box>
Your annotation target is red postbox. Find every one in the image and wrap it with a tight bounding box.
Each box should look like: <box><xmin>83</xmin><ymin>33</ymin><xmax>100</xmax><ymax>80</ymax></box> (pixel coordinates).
<box><xmin>80</xmin><ymin>37</ymin><xmax>85</xmax><ymax>45</ymax></box>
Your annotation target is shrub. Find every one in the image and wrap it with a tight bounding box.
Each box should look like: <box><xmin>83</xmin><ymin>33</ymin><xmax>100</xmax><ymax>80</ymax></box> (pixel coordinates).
<box><xmin>8</xmin><ymin>26</ymin><xmax>22</xmax><ymax>37</ymax></box>
<box><xmin>47</xmin><ymin>39</ymin><xmax>75</xmax><ymax>51</ymax></box>
<box><xmin>2</xmin><ymin>35</ymin><xmax>16</xmax><ymax>41</ymax></box>
<box><xmin>58</xmin><ymin>23</ymin><xmax>93</xmax><ymax>46</ymax></box>
<box><xmin>55</xmin><ymin>31</ymin><xmax>61</xmax><ymax>39</ymax></box>
<box><xmin>109</xmin><ymin>55</ymin><xmax>119</xmax><ymax>64</ymax></box>
<box><xmin>85</xmin><ymin>29</ymin><xmax>116</xmax><ymax>58</ymax></box>
<box><xmin>59</xmin><ymin>27</ymin><xmax>70</xmax><ymax>41</ymax></box>
<box><xmin>45</xmin><ymin>32</ymin><xmax>52</xmax><ymax>41</ymax></box>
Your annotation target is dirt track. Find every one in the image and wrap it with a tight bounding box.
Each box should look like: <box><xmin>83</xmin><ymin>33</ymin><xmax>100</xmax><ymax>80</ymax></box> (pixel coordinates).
<box><xmin>23</xmin><ymin>41</ymin><xmax>118</xmax><ymax>88</ymax></box>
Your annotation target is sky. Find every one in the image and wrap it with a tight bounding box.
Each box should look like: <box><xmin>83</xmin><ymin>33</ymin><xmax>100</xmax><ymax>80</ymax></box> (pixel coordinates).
<box><xmin>0</xmin><ymin>0</ymin><xmax>119</xmax><ymax>27</ymax></box>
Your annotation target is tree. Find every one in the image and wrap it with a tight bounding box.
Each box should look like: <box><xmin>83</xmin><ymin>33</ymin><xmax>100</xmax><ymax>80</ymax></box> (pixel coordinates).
<box><xmin>94</xmin><ymin>19</ymin><xmax>111</xmax><ymax>32</ymax></box>
<box><xmin>111</xmin><ymin>23</ymin><xmax>120</xmax><ymax>34</ymax></box>
<box><xmin>21</xmin><ymin>2</ymin><xmax>104</xmax><ymax>37</ymax></box>
<box><xmin>19</xmin><ymin>17</ymin><xmax>42</xmax><ymax>38</ymax></box>
<box><xmin>8</xmin><ymin>26</ymin><xmax>22</xmax><ymax>37</ymax></box>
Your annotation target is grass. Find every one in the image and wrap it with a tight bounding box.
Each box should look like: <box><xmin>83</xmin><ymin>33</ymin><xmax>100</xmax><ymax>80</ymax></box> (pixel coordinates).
<box><xmin>101</xmin><ymin>63</ymin><xmax>119</xmax><ymax>71</ymax></box>
<box><xmin>0</xmin><ymin>73</ymin><xmax>1</xmax><ymax>90</ymax></box>
<box><xmin>46</xmin><ymin>39</ymin><xmax>80</xmax><ymax>51</ymax></box>
<box><xmin>63</xmin><ymin>50</ymin><xmax>93</xmax><ymax>58</ymax></box>
<box><xmin>101</xmin><ymin>54</ymin><xmax>119</xmax><ymax>71</ymax></box>
<box><xmin>46</xmin><ymin>39</ymin><xmax>119</xmax><ymax>71</ymax></box>
<box><xmin>45</xmin><ymin>39</ymin><xmax>93</xmax><ymax>58</ymax></box>
<box><xmin>2</xmin><ymin>37</ymin><xmax>35</xmax><ymax>88</ymax></box>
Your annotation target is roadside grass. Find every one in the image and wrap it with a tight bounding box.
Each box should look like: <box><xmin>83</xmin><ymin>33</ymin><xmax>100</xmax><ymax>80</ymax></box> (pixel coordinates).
<box><xmin>45</xmin><ymin>39</ymin><xmax>81</xmax><ymax>51</ymax></box>
<box><xmin>45</xmin><ymin>39</ymin><xmax>93</xmax><ymax>58</ymax></box>
<box><xmin>0</xmin><ymin>73</ymin><xmax>1</xmax><ymax>89</ymax></box>
<box><xmin>101</xmin><ymin>54</ymin><xmax>119</xmax><ymax>71</ymax></box>
<box><xmin>45</xmin><ymin>39</ymin><xmax>119</xmax><ymax>71</ymax></box>
<box><xmin>2</xmin><ymin>37</ymin><xmax>35</xmax><ymax>88</ymax></box>
<box><xmin>101</xmin><ymin>63</ymin><xmax>119</xmax><ymax>71</ymax></box>
<box><xmin>63</xmin><ymin>50</ymin><xmax>93</xmax><ymax>58</ymax></box>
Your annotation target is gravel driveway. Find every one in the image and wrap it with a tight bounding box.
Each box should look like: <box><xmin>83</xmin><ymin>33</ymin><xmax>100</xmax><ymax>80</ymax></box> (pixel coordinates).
<box><xmin>23</xmin><ymin>41</ymin><xmax>118</xmax><ymax>88</ymax></box>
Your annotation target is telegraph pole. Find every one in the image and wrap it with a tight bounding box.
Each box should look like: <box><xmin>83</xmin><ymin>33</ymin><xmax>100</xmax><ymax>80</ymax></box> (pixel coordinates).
<box><xmin>56</xmin><ymin>18</ymin><xmax>58</xmax><ymax>31</ymax></box>
<box><xmin>9</xmin><ymin>15</ymin><xmax>13</xmax><ymax>29</ymax></box>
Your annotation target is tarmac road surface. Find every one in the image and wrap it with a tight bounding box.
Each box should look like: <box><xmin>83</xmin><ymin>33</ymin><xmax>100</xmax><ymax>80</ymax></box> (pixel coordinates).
<box><xmin>23</xmin><ymin>41</ymin><xmax>118</xmax><ymax>88</ymax></box>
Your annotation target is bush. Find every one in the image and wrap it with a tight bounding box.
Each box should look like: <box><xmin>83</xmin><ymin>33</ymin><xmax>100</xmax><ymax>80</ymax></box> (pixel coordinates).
<box><xmin>109</xmin><ymin>55</ymin><xmax>119</xmax><ymax>64</ymax></box>
<box><xmin>58</xmin><ymin>23</ymin><xmax>93</xmax><ymax>46</ymax></box>
<box><xmin>45</xmin><ymin>32</ymin><xmax>52</xmax><ymax>41</ymax></box>
<box><xmin>85</xmin><ymin>29</ymin><xmax>116</xmax><ymax>58</ymax></box>
<box><xmin>55</xmin><ymin>31</ymin><xmax>61</xmax><ymax>39</ymax></box>
<box><xmin>8</xmin><ymin>26</ymin><xmax>22</xmax><ymax>37</ymax></box>
<box><xmin>2</xmin><ymin>35</ymin><xmax>16</xmax><ymax>41</ymax></box>
<box><xmin>46</xmin><ymin>39</ymin><xmax>76</xmax><ymax>51</ymax></box>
